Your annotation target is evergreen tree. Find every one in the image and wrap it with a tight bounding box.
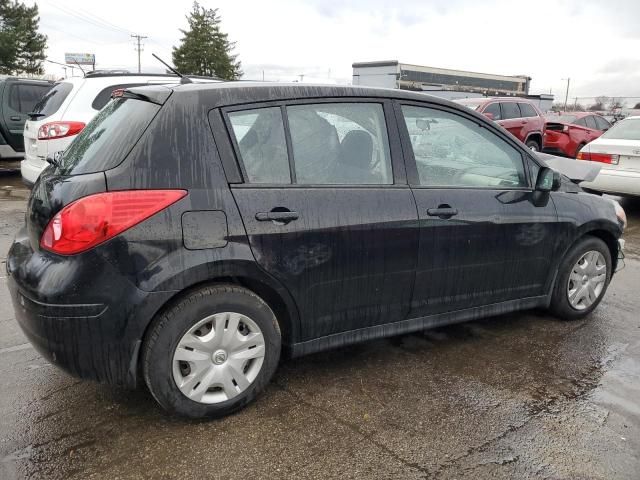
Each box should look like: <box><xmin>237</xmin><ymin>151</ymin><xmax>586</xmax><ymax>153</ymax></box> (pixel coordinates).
<box><xmin>172</xmin><ymin>2</ymin><xmax>241</xmax><ymax>80</ymax></box>
<box><xmin>0</xmin><ymin>0</ymin><xmax>46</xmax><ymax>75</ymax></box>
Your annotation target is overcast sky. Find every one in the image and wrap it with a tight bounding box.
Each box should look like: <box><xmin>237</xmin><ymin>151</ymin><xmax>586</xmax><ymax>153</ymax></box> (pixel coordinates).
<box><xmin>33</xmin><ymin>0</ymin><xmax>640</xmax><ymax>102</ymax></box>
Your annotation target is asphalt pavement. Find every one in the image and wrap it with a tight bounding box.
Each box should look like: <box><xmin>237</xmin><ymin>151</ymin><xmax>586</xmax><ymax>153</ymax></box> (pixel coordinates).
<box><xmin>1</xmin><ymin>171</ymin><xmax>639</xmax><ymax>479</ymax></box>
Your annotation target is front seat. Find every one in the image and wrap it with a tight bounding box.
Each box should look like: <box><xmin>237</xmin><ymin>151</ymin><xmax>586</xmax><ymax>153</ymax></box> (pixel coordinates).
<box><xmin>334</xmin><ymin>130</ymin><xmax>378</xmax><ymax>184</ymax></box>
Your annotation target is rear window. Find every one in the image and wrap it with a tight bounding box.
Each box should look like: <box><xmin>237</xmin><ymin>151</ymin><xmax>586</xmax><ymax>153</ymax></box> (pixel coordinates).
<box><xmin>600</xmin><ymin>118</ymin><xmax>640</xmax><ymax>140</ymax></box>
<box><xmin>56</xmin><ymin>98</ymin><xmax>160</xmax><ymax>175</ymax></box>
<box><xmin>31</xmin><ymin>82</ymin><xmax>73</xmax><ymax>119</ymax></box>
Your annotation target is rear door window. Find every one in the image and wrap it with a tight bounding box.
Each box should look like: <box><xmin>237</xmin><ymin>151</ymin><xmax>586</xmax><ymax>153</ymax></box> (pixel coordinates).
<box><xmin>286</xmin><ymin>103</ymin><xmax>392</xmax><ymax>184</ymax></box>
<box><xmin>228</xmin><ymin>107</ymin><xmax>291</xmax><ymax>184</ymax></box>
<box><xmin>501</xmin><ymin>102</ymin><xmax>521</xmax><ymax>119</ymax></box>
<box><xmin>7</xmin><ymin>84</ymin><xmax>51</xmax><ymax>114</ymax></box>
<box><xmin>57</xmin><ymin>98</ymin><xmax>160</xmax><ymax>175</ymax></box>
<box><xmin>31</xmin><ymin>82</ymin><xmax>74</xmax><ymax>119</ymax></box>
<box><xmin>573</xmin><ymin>118</ymin><xmax>587</xmax><ymax>127</ymax></box>
<box><xmin>518</xmin><ymin>103</ymin><xmax>537</xmax><ymax>118</ymax></box>
<box><xmin>483</xmin><ymin>102</ymin><xmax>501</xmax><ymax>120</ymax></box>
<box><xmin>585</xmin><ymin>116</ymin><xmax>598</xmax><ymax>130</ymax></box>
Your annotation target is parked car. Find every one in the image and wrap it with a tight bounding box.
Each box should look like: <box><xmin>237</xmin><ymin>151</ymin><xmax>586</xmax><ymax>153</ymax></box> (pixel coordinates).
<box><xmin>8</xmin><ymin>84</ymin><xmax>626</xmax><ymax>418</ymax></box>
<box><xmin>543</xmin><ymin>112</ymin><xmax>611</xmax><ymax>158</ymax></box>
<box><xmin>0</xmin><ymin>77</ymin><xmax>53</xmax><ymax>164</ymax></box>
<box><xmin>455</xmin><ymin>97</ymin><xmax>545</xmax><ymax>151</ymax></box>
<box><xmin>578</xmin><ymin>116</ymin><xmax>640</xmax><ymax>196</ymax></box>
<box><xmin>20</xmin><ymin>72</ymin><xmax>215</xmax><ymax>185</ymax></box>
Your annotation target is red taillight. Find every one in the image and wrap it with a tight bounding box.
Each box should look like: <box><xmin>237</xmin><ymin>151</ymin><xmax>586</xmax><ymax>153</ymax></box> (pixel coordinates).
<box><xmin>37</xmin><ymin>121</ymin><xmax>86</xmax><ymax>140</ymax></box>
<box><xmin>40</xmin><ymin>190</ymin><xmax>187</xmax><ymax>255</ymax></box>
<box><xmin>576</xmin><ymin>152</ymin><xmax>619</xmax><ymax>164</ymax></box>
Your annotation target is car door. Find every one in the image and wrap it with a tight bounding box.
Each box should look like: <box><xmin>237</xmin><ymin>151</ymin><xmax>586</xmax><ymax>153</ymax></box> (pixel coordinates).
<box><xmin>498</xmin><ymin>102</ymin><xmax>526</xmax><ymax>142</ymax></box>
<box><xmin>2</xmin><ymin>82</ymin><xmax>50</xmax><ymax>151</ymax></box>
<box><xmin>395</xmin><ymin>101</ymin><xmax>559</xmax><ymax>317</ymax></box>
<box><xmin>221</xmin><ymin>100</ymin><xmax>419</xmax><ymax>341</ymax></box>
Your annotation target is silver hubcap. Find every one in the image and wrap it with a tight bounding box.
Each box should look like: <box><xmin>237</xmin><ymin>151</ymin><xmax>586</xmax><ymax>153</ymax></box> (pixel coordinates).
<box><xmin>567</xmin><ymin>250</ymin><xmax>607</xmax><ymax>310</ymax></box>
<box><xmin>172</xmin><ymin>312</ymin><xmax>265</xmax><ymax>404</ymax></box>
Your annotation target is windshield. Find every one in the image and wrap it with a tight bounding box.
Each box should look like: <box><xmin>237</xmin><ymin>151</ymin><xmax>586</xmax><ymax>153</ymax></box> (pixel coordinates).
<box><xmin>600</xmin><ymin>118</ymin><xmax>640</xmax><ymax>141</ymax></box>
<box><xmin>31</xmin><ymin>82</ymin><xmax>73</xmax><ymax>119</ymax></box>
<box><xmin>57</xmin><ymin>97</ymin><xmax>160</xmax><ymax>175</ymax></box>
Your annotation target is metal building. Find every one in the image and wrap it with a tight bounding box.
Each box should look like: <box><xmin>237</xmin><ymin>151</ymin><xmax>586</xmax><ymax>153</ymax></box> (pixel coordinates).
<box><xmin>352</xmin><ymin>61</ymin><xmax>531</xmax><ymax>96</ymax></box>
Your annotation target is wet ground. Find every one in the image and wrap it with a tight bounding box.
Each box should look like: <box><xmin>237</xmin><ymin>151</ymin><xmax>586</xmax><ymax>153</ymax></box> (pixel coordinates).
<box><xmin>1</xmin><ymin>172</ymin><xmax>639</xmax><ymax>479</ymax></box>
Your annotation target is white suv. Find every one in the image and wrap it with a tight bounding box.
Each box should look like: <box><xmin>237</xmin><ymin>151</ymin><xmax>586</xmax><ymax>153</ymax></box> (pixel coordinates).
<box><xmin>21</xmin><ymin>73</ymin><xmax>206</xmax><ymax>185</ymax></box>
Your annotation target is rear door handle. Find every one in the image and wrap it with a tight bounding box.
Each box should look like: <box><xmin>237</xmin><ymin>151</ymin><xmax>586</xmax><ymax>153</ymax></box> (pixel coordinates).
<box><xmin>255</xmin><ymin>211</ymin><xmax>299</xmax><ymax>223</ymax></box>
<box><xmin>427</xmin><ymin>207</ymin><xmax>458</xmax><ymax>219</ymax></box>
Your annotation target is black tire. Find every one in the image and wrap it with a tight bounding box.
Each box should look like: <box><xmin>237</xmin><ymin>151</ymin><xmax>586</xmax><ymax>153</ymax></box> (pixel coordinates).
<box><xmin>549</xmin><ymin>236</ymin><xmax>612</xmax><ymax>320</ymax></box>
<box><xmin>142</xmin><ymin>284</ymin><xmax>281</xmax><ymax>418</ymax></box>
<box><xmin>526</xmin><ymin>139</ymin><xmax>541</xmax><ymax>151</ymax></box>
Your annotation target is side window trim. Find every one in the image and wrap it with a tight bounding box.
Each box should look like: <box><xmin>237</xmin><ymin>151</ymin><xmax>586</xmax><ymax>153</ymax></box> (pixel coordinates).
<box><xmin>280</xmin><ymin>105</ymin><xmax>297</xmax><ymax>183</ymax></box>
<box><xmin>393</xmin><ymin>99</ymin><xmax>534</xmax><ymax>190</ymax></box>
<box><xmin>222</xmin><ymin>97</ymin><xmax>406</xmax><ymax>187</ymax></box>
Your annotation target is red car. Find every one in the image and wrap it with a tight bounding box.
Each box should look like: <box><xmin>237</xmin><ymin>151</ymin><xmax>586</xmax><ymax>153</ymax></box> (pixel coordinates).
<box><xmin>543</xmin><ymin>112</ymin><xmax>611</xmax><ymax>158</ymax></box>
<box><xmin>456</xmin><ymin>97</ymin><xmax>546</xmax><ymax>151</ymax></box>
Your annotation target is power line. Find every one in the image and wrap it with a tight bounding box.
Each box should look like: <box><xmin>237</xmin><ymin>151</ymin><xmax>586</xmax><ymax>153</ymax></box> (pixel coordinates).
<box><xmin>42</xmin><ymin>1</ymin><xmax>130</xmax><ymax>37</ymax></box>
<box><xmin>131</xmin><ymin>34</ymin><xmax>148</xmax><ymax>73</ymax></box>
<box><xmin>40</xmin><ymin>22</ymin><xmax>105</xmax><ymax>45</ymax></box>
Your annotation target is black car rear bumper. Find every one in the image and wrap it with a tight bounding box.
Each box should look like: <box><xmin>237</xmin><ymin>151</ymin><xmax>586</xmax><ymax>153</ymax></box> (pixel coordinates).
<box><xmin>7</xmin><ymin>231</ymin><xmax>175</xmax><ymax>388</ymax></box>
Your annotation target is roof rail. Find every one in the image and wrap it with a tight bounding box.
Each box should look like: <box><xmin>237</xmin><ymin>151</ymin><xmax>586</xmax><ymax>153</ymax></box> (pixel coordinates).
<box><xmin>83</xmin><ymin>71</ymin><xmax>224</xmax><ymax>81</ymax></box>
<box><xmin>84</xmin><ymin>72</ymin><xmax>182</xmax><ymax>79</ymax></box>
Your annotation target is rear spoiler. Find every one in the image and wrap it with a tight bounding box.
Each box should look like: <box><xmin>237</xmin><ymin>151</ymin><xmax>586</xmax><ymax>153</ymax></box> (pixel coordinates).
<box><xmin>535</xmin><ymin>152</ymin><xmax>601</xmax><ymax>184</ymax></box>
<box><xmin>111</xmin><ymin>85</ymin><xmax>173</xmax><ymax>105</ymax></box>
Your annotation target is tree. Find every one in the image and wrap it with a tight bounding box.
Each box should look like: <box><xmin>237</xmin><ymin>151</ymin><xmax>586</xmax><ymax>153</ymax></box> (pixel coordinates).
<box><xmin>172</xmin><ymin>2</ymin><xmax>241</xmax><ymax>80</ymax></box>
<box><xmin>0</xmin><ymin>0</ymin><xmax>46</xmax><ymax>75</ymax></box>
<box><xmin>608</xmin><ymin>98</ymin><xmax>626</xmax><ymax>111</ymax></box>
<box><xmin>634</xmin><ymin>102</ymin><xmax>640</xmax><ymax>109</ymax></box>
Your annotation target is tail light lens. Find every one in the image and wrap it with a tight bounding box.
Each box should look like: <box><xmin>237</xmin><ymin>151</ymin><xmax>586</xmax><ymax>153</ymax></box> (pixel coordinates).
<box><xmin>577</xmin><ymin>152</ymin><xmax>619</xmax><ymax>164</ymax></box>
<box><xmin>37</xmin><ymin>121</ymin><xmax>86</xmax><ymax>140</ymax></box>
<box><xmin>40</xmin><ymin>190</ymin><xmax>187</xmax><ymax>255</ymax></box>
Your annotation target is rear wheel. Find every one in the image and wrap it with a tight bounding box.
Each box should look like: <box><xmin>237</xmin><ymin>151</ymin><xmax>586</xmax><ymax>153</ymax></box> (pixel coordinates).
<box><xmin>526</xmin><ymin>139</ymin><xmax>541</xmax><ymax>151</ymax></box>
<box><xmin>143</xmin><ymin>285</ymin><xmax>281</xmax><ymax>418</ymax></box>
<box><xmin>549</xmin><ymin>236</ymin><xmax>612</xmax><ymax>320</ymax></box>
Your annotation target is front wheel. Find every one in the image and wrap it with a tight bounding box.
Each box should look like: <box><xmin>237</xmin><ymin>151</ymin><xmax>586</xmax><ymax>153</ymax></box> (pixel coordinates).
<box><xmin>549</xmin><ymin>236</ymin><xmax>612</xmax><ymax>320</ymax></box>
<box><xmin>143</xmin><ymin>285</ymin><xmax>281</xmax><ymax>418</ymax></box>
<box><xmin>526</xmin><ymin>139</ymin><xmax>541</xmax><ymax>151</ymax></box>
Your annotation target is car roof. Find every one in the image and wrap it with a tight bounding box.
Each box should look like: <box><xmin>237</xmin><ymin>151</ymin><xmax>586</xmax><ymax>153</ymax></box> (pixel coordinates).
<box><xmin>153</xmin><ymin>82</ymin><xmax>462</xmax><ymax>109</ymax></box>
<box><xmin>0</xmin><ymin>76</ymin><xmax>53</xmax><ymax>85</ymax></box>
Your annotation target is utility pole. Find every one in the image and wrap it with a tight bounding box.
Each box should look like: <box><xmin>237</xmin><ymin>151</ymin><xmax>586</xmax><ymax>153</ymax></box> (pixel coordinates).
<box><xmin>131</xmin><ymin>34</ymin><xmax>148</xmax><ymax>73</ymax></box>
<box><xmin>562</xmin><ymin>77</ymin><xmax>570</xmax><ymax>112</ymax></box>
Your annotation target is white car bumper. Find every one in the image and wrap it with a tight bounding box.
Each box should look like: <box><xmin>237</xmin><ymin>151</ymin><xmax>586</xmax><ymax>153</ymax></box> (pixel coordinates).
<box><xmin>581</xmin><ymin>168</ymin><xmax>640</xmax><ymax>197</ymax></box>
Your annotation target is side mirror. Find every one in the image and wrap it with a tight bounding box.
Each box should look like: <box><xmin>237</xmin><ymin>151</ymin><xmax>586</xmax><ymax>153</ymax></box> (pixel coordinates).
<box><xmin>535</xmin><ymin>167</ymin><xmax>561</xmax><ymax>192</ymax></box>
<box><xmin>483</xmin><ymin>112</ymin><xmax>495</xmax><ymax>121</ymax></box>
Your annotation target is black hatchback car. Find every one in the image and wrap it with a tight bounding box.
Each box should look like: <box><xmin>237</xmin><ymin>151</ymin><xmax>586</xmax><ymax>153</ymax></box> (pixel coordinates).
<box><xmin>7</xmin><ymin>83</ymin><xmax>626</xmax><ymax>418</ymax></box>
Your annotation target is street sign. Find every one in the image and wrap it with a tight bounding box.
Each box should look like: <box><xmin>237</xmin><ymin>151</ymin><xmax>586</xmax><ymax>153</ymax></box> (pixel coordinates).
<box><xmin>64</xmin><ymin>53</ymin><xmax>95</xmax><ymax>65</ymax></box>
